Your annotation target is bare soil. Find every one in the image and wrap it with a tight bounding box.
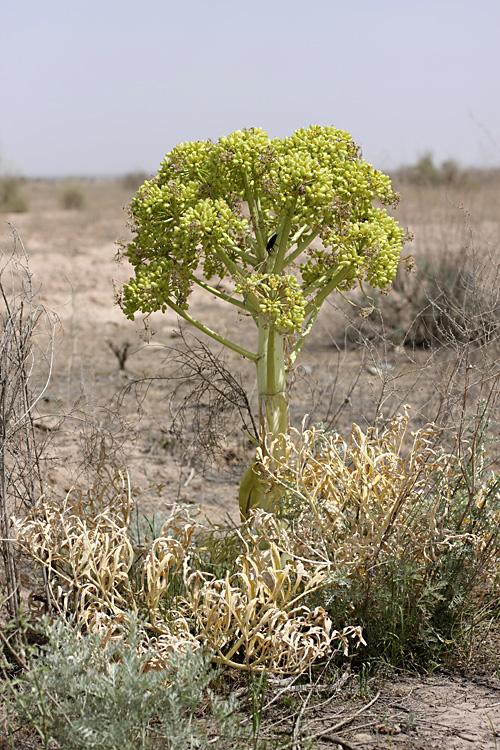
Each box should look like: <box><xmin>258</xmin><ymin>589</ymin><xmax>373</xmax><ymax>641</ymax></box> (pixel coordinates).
<box><xmin>2</xmin><ymin>176</ymin><xmax>500</xmax><ymax>748</ymax></box>
<box><xmin>310</xmin><ymin>670</ymin><xmax>500</xmax><ymax>749</ymax></box>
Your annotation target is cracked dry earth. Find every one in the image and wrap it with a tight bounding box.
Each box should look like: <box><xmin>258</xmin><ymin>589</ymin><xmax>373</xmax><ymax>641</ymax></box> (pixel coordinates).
<box><xmin>2</xmin><ymin>177</ymin><xmax>500</xmax><ymax>749</ymax></box>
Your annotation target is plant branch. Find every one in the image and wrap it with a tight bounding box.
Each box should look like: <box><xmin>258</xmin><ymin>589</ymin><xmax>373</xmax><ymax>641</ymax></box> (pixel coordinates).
<box><xmin>253</xmin><ymin>186</ymin><xmax>269</xmax><ymax>254</ymax></box>
<box><xmin>288</xmin><ymin>264</ymin><xmax>355</xmax><ymax>366</ymax></box>
<box><xmin>270</xmin><ymin>198</ymin><xmax>297</xmax><ymax>273</ymax></box>
<box><xmin>192</xmin><ymin>276</ymin><xmax>247</xmax><ymax>310</ymax></box>
<box><xmin>289</xmin><ymin>305</ymin><xmax>322</xmax><ymax>367</ymax></box>
<box><xmin>284</xmin><ymin>226</ymin><xmax>320</xmax><ymax>267</ymax></box>
<box><xmin>304</xmin><ymin>265</ymin><xmax>354</xmax><ymax>316</ymax></box>
<box><xmin>226</xmin><ymin>244</ymin><xmax>258</xmax><ymax>267</ymax></box>
<box><xmin>241</xmin><ymin>169</ymin><xmax>267</xmax><ymax>261</ymax></box>
<box><xmin>164</xmin><ymin>297</ymin><xmax>258</xmax><ymax>362</ymax></box>
<box><xmin>213</xmin><ymin>244</ymin><xmax>249</xmax><ymax>281</ymax></box>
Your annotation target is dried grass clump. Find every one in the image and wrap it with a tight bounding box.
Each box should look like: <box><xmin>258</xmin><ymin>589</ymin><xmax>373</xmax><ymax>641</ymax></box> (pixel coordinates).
<box><xmin>14</xmin><ymin>466</ymin><xmax>362</xmax><ymax>673</ymax></box>
<box><xmin>186</xmin><ymin>533</ymin><xmax>363</xmax><ymax>673</ymax></box>
<box><xmin>14</xmin><ymin>468</ymin><xmax>135</xmax><ymax>623</ymax></box>
<box><xmin>255</xmin><ymin>409</ymin><xmax>500</xmax><ymax>664</ymax></box>
<box><xmin>14</xmin><ymin>470</ymin><xmax>199</xmax><ymax>662</ymax></box>
<box><xmin>373</xmin><ymin>250</ymin><xmax>500</xmax><ymax>348</ymax></box>
<box><xmin>257</xmin><ymin>408</ymin><xmax>444</xmax><ymax>565</ymax></box>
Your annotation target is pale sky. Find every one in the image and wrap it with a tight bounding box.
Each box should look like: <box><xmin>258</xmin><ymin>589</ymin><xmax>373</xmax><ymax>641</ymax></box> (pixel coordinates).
<box><xmin>1</xmin><ymin>0</ymin><xmax>499</xmax><ymax>177</ymax></box>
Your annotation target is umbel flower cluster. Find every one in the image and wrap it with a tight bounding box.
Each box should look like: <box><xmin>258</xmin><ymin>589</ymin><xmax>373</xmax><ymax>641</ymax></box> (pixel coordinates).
<box><xmin>234</xmin><ymin>274</ymin><xmax>306</xmax><ymax>333</ymax></box>
<box><xmin>121</xmin><ymin>125</ymin><xmax>406</xmax><ymax>332</ymax></box>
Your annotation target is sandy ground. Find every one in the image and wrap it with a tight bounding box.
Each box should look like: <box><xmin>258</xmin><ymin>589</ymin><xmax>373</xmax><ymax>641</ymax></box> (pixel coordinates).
<box><xmin>312</xmin><ymin>670</ymin><xmax>500</xmax><ymax>749</ymax></box>
<box><xmin>2</xmin><ymin>176</ymin><xmax>500</xmax><ymax>748</ymax></box>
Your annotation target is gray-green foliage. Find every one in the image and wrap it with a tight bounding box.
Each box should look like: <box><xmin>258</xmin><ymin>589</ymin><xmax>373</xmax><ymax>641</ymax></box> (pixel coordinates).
<box><xmin>3</xmin><ymin>616</ymin><xmax>243</xmax><ymax>750</ymax></box>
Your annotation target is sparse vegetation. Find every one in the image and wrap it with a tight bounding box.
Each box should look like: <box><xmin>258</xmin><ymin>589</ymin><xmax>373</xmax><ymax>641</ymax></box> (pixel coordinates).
<box><xmin>2</xmin><ymin>158</ymin><xmax>500</xmax><ymax>748</ymax></box>
<box><xmin>0</xmin><ymin>229</ymin><xmax>56</xmax><ymax>622</ymax></box>
<box><xmin>59</xmin><ymin>179</ymin><xmax>86</xmax><ymax>209</ymax></box>
<box><xmin>0</xmin><ymin>175</ymin><xmax>29</xmax><ymax>213</ymax></box>
<box><xmin>2</xmin><ymin>616</ymin><xmax>244</xmax><ymax>750</ymax></box>
<box><xmin>351</xmin><ymin>240</ymin><xmax>500</xmax><ymax>348</ymax></box>
<box><xmin>256</xmin><ymin>404</ymin><xmax>500</xmax><ymax>668</ymax></box>
<box><xmin>394</xmin><ymin>152</ymin><xmax>471</xmax><ymax>187</ymax></box>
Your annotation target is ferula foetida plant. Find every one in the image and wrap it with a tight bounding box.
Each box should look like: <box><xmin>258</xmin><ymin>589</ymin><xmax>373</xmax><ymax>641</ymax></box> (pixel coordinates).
<box><xmin>120</xmin><ymin>126</ymin><xmax>408</xmax><ymax>515</ymax></box>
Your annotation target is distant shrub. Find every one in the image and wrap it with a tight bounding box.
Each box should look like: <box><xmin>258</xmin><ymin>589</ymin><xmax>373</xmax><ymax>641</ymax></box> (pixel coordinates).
<box><xmin>395</xmin><ymin>153</ymin><xmax>470</xmax><ymax>187</ymax></box>
<box><xmin>0</xmin><ymin>175</ymin><xmax>29</xmax><ymax>212</ymax></box>
<box><xmin>347</xmin><ymin>244</ymin><xmax>500</xmax><ymax>349</ymax></box>
<box><xmin>59</xmin><ymin>179</ymin><xmax>86</xmax><ymax>210</ymax></box>
<box><xmin>122</xmin><ymin>170</ymin><xmax>149</xmax><ymax>192</ymax></box>
<box><xmin>411</xmin><ymin>152</ymin><xmax>442</xmax><ymax>185</ymax></box>
<box><xmin>440</xmin><ymin>159</ymin><xmax>462</xmax><ymax>185</ymax></box>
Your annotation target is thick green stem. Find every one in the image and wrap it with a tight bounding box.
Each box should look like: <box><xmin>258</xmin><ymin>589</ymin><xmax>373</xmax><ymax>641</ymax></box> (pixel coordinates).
<box><xmin>256</xmin><ymin>322</ymin><xmax>289</xmax><ymax>442</ymax></box>
<box><xmin>239</xmin><ymin>321</ymin><xmax>289</xmax><ymax>518</ymax></box>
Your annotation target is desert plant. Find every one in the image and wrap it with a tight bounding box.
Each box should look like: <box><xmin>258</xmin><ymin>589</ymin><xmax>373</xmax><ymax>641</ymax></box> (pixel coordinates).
<box><xmin>184</xmin><ymin>535</ymin><xmax>363</xmax><ymax>673</ymax></box>
<box><xmin>357</xmin><ymin>252</ymin><xmax>500</xmax><ymax>349</ymax></box>
<box><xmin>0</xmin><ymin>229</ymin><xmax>56</xmax><ymax>620</ymax></box>
<box><xmin>409</xmin><ymin>152</ymin><xmax>441</xmax><ymax>186</ymax></box>
<box><xmin>118</xmin><ymin>126</ymin><xmax>409</xmax><ymax>515</ymax></box>
<box><xmin>59</xmin><ymin>179</ymin><xmax>86</xmax><ymax>210</ymax></box>
<box><xmin>346</xmin><ymin>202</ymin><xmax>500</xmax><ymax>349</ymax></box>
<box><xmin>107</xmin><ymin>338</ymin><xmax>132</xmax><ymax>370</ymax></box>
<box><xmin>2</xmin><ymin>615</ymin><xmax>244</xmax><ymax>750</ymax></box>
<box><xmin>440</xmin><ymin>158</ymin><xmax>462</xmax><ymax>185</ymax></box>
<box><xmin>393</xmin><ymin>153</ymin><xmax>471</xmax><ymax>188</ymax></box>
<box><xmin>408</xmin><ymin>257</ymin><xmax>499</xmax><ymax>347</ymax></box>
<box><xmin>14</xmin><ymin>463</ymin><xmax>364</xmax><ymax>673</ymax></box>
<box><xmin>0</xmin><ymin>175</ymin><xmax>28</xmax><ymax>213</ymax></box>
<box><xmin>254</xmin><ymin>407</ymin><xmax>500</xmax><ymax>668</ymax></box>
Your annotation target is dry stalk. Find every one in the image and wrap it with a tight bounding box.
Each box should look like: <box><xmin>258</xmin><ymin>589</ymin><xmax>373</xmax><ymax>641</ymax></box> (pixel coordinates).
<box><xmin>0</xmin><ymin>227</ymin><xmax>57</xmax><ymax>619</ymax></box>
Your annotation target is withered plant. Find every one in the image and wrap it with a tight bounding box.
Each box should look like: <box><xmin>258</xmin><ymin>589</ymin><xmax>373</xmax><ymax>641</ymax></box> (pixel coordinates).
<box><xmin>166</xmin><ymin>331</ymin><xmax>258</xmax><ymax>466</ymax></box>
<box><xmin>14</xmin><ymin>473</ymin><xmax>363</xmax><ymax>673</ymax></box>
<box><xmin>357</xmin><ymin>239</ymin><xmax>500</xmax><ymax>349</ymax></box>
<box><xmin>113</xmin><ymin>328</ymin><xmax>257</xmax><ymax>476</ymax></box>
<box><xmin>0</xmin><ymin>228</ymin><xmax>57</xmax><ymax>620</ymax></box>
<box><xmin>254</xmin><ymin>404</ymin><xmax>500</xmax><ymax>666</ymax></box>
